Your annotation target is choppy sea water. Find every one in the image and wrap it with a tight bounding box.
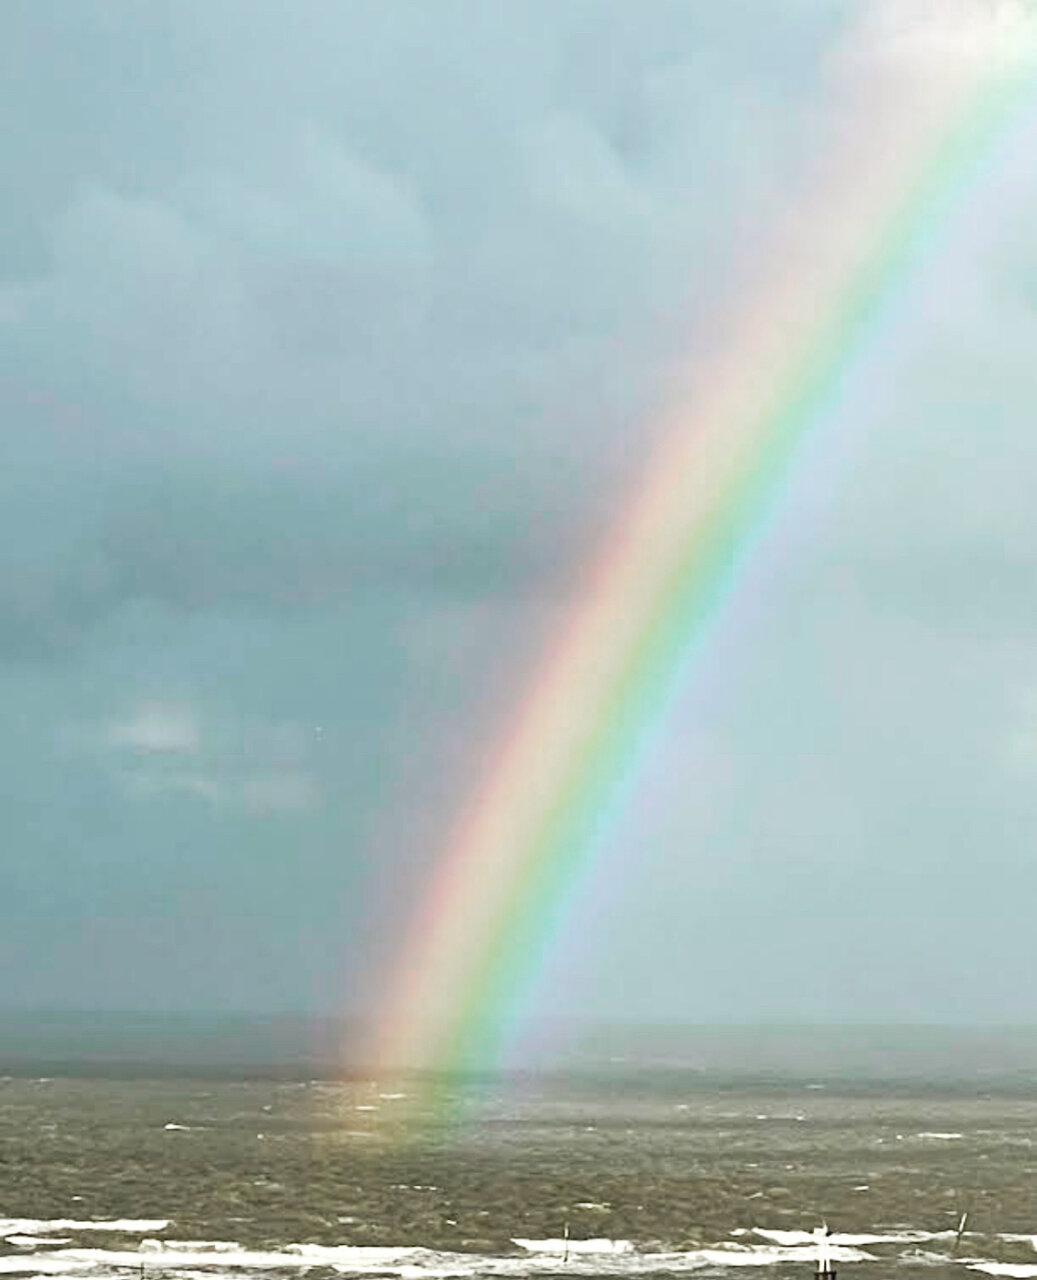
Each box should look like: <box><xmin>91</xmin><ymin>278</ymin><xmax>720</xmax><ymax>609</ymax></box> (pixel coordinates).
<box><xmin>4</xmin><ymin>1218</ymin><xmax>1037</xmax><ymax>1280</ymax></box>
<box><xmin>0</xmin><ymin>1221</ymin><xmax>1014</xmax><ymax>1279</ymax></box>
<box><xmin>6</xmin><ymin>1026</ymin><xmax>1037</xmax><ymax>1280</ymax></box>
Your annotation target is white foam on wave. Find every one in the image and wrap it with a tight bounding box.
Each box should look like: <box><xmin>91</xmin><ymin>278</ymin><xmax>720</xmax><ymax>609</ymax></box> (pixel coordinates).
<box><xmin>4</xmin><ymin>1236</ymin><xmax>72</xmax><ymax>1248</ymax></box>
<box><xmin>904</xmin><ymin>1250</ymin><xmax>964</xmax><ymax>1266</ymax></box>
<box><xmin>514</xmin><ymin>1239</ymin><xmax>633</xmax><ymax>1255</ymax></box>
<box><xmin>140</xmin><ymin>1241</ymin><xmax>240</xmax><ymax>1253</ymax></box>
<box><xmin>1</xmin><ymin>1245</ymin><xmax>419</xmax><ymax>1273</ymax></box>
<box><xmin>0</xmin><ymin>1220</ymin><xmax>169</xmax><ymax>1237</ymax></box>
<box><xmin>671</xmin><ymin>1245</ymin><xmax>873</xmax><ymax>1269</ymax></box>
<box><xmin>753</xmin><ymin>1228</ymin><xmax>942</xmax><ymax>1247</ymax></box>
<box><xmin>969</xmin><ymin>1266</ymin><xmax>1037</xmax><ymax>1278</ymax></box>
<box><xmin>0</xmin><ymin>1259</ymin><xmax>81</xmax><ymax>1275</ymax></box>
<box><xmin>0</xmin><ymin>1239</ymin><xmax>877</xmax><ymax>1278</ymax></box>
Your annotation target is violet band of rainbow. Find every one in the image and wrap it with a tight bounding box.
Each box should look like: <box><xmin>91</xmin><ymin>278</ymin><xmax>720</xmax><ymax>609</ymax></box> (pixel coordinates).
<box><xmin>371</xmin><ymin>17</ymin><xmax>1037</xmax><ymax>1084</ymax></box>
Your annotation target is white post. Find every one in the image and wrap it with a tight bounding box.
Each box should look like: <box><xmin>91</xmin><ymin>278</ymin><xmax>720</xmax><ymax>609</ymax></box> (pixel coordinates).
<box><xmin>814</xmin><ymin>1224</ymin><xmax>835</xmax><ymax>1280</ymax></box>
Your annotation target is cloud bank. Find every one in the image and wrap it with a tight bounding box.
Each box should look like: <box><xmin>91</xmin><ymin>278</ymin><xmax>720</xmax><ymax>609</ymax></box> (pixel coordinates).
<box><xmin>3</xmin><ymin>0</ymin><xmax>1037</xmax><ymax>1021</ymax></box>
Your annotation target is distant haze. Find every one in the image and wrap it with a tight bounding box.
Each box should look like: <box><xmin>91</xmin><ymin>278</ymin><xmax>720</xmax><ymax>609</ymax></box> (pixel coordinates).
<box><xmin>6</xmin><ymin>1014</ymin><xmax>1037</xmax><ymax>1089</ymax></box>
<box><xmin>3</xmin><ymin>1</ymin><xmax>1037</xmax><ymax>1027</ymax></box>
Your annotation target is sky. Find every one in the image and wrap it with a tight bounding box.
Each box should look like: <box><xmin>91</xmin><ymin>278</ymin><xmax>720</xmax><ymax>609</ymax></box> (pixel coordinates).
<box><xmin>3</xmin><ymin>0</ymin><xmax>1037</xmax><ymax>1028</ymax></box>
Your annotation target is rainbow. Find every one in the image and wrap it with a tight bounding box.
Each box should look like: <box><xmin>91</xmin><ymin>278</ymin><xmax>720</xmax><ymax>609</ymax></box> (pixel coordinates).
<box><xmin>372</xmin><ymin>8</ymin><xmax>1037</xmax><ymax>1082</ymax></box>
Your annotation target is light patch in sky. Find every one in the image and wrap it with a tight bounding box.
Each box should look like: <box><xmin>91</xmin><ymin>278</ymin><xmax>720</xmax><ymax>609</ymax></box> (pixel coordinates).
<box><xmin>107</xmin><ymin>703</ymin><xmax>202</xmax><ymax>755</ymax></box>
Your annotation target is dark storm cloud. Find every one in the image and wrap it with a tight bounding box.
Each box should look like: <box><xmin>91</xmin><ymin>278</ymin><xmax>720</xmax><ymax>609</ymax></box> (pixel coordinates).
<box><xmin>0</xmin><ymin>0</ymin><xmax>849</xmax><ymax>658</ymax></box>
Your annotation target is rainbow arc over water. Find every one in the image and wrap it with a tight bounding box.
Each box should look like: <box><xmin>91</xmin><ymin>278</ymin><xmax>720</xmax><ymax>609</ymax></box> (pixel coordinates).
<box><xmin>372</xmin><ymin>10</ymin><xmax>1037</xmax><ymax>1083</ymax></box>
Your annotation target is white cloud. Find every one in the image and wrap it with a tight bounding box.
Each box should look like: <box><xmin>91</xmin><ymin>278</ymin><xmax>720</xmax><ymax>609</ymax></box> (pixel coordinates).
<box><xmin>850</xmin><ymin>0</ymin><xmax>1037</xmax><ymax>71</ymax></box>
<box><xmin>82</xmin><ymin>702</ymin><xmax>322</xmax><ymax>813</ymax></box>
<box><xmin>107</xmin><ymin>703</ymin><xmax>202</xmax><ymax>754</ymax></box>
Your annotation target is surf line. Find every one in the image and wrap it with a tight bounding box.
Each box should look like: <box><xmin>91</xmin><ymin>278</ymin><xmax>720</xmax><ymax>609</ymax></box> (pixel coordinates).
<box><xmin>371</xmin><ymin>18</ymin><xmax>1037</xmax><ymax>1086</ymax></box>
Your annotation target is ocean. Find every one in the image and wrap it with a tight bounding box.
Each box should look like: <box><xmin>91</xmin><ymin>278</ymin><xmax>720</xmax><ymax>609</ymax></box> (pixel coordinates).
<box><xmin>3</xmin><ymin>1017</ymin><xmax>1037</xmax><ymax>1280</ymax></box>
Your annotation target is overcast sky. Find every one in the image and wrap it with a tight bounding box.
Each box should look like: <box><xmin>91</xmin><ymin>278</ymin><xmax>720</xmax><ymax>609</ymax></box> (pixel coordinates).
<box><xmin>3</xmin><ymin>0</ymin><xmax>1037</xmax><ymax>1027</ymax></box>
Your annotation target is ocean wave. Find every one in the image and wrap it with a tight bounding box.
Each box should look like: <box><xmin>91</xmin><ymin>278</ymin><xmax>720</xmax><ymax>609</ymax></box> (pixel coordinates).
<box><xmin>0</xmin><ymin>1220</ymin><xmax>170</xmax><ymax>1237</ymax></box>
<box><xmin>0</xmin><ymin>1238</ymin><xmax>878</xmax><ymax>1278</ymax></box>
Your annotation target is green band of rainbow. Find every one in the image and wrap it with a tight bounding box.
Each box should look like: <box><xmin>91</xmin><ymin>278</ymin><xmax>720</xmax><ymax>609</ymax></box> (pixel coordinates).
<box><xmin>372</xmin><ymin>20</ymin><xmax>1037</xmax><ymax>1085</ymax></box>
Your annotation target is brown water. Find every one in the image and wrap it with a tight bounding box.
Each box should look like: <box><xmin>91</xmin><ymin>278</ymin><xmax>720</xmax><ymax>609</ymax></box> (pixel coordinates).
<box><xmin>2</xmin><ymin>1071</ymin><xmax>1037</xmax><ymax>1279</ymax></box>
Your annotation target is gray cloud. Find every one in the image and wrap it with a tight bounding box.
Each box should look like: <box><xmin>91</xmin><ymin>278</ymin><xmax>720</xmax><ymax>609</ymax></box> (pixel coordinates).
<box><xmin>4</xmin><ymin>0</ymin><xmax>1037</xmax><ymax>1022</ymax></box>
<box><xmin>0</xmin><ymin>0</ymin><xmax>848</xmax><ymax>659</ymax></box>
